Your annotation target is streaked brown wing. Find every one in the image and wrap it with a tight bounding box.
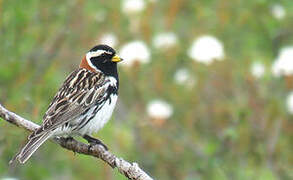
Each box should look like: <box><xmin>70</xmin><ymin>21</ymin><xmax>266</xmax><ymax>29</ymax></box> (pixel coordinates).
<box><xmin>31</xmin><ymin>68</ymin><xmax>107</xmax><ymax>137</ymax></box>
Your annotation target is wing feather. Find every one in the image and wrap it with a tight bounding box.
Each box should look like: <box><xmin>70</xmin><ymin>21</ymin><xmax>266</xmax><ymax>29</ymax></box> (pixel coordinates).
<box><xmin>30</xmin><ymin>68</ymin><xmax>107</xmax><ymax>138</ymax></box>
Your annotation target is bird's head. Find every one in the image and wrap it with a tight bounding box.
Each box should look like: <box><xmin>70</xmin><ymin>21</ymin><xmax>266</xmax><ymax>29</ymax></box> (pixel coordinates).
<box><xmin>80</xmin><ymin>45</ymin><xmax>123</xmax><ymax>75</ymax></box>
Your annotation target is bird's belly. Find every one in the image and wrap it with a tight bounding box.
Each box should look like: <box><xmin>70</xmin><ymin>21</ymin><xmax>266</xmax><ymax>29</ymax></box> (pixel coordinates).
<box><xmin>77</xmin><ymin>95</ymin><xmax>118</xmax><ymax>135</ymax></box>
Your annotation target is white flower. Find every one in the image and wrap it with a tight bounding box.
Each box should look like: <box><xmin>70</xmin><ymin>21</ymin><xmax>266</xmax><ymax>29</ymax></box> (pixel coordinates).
<box><xmin>153</xmin><ymin>32</ymin><xmax>178</xmax><ymax>49</ymax></box>
<box><xmin>251</xmin><ymin>62</ymin><xmax>265</xmax><ymax>79</ymax></box>
<box><xmin>174</xmin><ymin>68</ymin><xmax>196</xmax><ymax>87</ymax></box>
<box><xmin>286</xmin><ymin>92</ymin><xmax>293</xmax><ymax>114</ymax></box>
<box><xmin>272</xmin><ymin>47</ymin><xmax>293</xmax><ymax>77</ymax></box>
<box><xmin>271</xmin><ymin>4</ymin><xmax>286</xmax><ymax>20</ymax></box>
<box><xmin>119</xmin><ymin>41</ymin><xmax>150</xmax><ymax>67</ymax></box>
<box><xmin>99</xmin><ymin>33</ymin><xmax>118</xmax><ymax>48</ymax></box>
<box><xmin>188</xmin><ymin>35</ymin><xmax>225</xmax><ymax>65</ymax></box>
<box><xmin>122</xmin><ymin>0</ymin><xmax>145</xmax><ymax>15</ymax></box>
<box><xmin>147</xmin><ymin>100</ymin><xmax>173</xmax><ymax>119</ymax></box>
<box><xmin>174</xmin><ymin>68</ymin><xmax>189</xmax><ymax>84</ymax></box>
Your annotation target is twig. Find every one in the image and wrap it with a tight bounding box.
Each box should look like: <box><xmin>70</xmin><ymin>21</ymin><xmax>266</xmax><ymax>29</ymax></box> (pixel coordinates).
<box><xmin>0</xmin><ymin>103</ymin><xmax>153</xmax><ymax>180</ymax></box>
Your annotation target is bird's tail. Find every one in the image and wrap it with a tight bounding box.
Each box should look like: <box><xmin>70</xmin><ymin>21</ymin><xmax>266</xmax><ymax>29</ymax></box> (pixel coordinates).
<box><xmin>10</xmin><ymin>131</ymin><xmax>53</xmax><ymax>164</ymax></box>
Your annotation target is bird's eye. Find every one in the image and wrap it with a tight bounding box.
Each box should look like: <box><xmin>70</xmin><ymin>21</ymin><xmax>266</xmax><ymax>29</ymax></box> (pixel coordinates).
<box><xmin>101</xmin><ymin>53</ymin><xmax>113</xmax><ymax>63</ymax></box>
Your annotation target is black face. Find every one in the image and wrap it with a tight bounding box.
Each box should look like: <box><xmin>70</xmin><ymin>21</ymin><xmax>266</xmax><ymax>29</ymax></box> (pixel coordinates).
<box><xmin>88</xmin><ymin>44</ymin><xmax>119</xmax><ymax>79</ymax></box>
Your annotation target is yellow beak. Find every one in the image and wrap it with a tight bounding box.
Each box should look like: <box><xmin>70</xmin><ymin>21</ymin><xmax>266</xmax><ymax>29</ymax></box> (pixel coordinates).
<box><xmin>111</xmin><ymin>55</ymin><xmax>123</xmax><ymax>62</ymax></box>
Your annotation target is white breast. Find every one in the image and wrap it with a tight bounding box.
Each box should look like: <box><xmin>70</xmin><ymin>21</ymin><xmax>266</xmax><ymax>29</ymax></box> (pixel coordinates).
<box><xmin>77</xmin><ymin>94</ymin><xmax>118</xmax><ymax>135</ymax></box>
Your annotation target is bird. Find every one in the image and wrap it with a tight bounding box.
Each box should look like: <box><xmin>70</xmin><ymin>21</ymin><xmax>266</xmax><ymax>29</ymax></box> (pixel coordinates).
<box><xmin>10</xmin><ymin>44</ymin><xmax>123</xmax><ymax>164</ymax></box>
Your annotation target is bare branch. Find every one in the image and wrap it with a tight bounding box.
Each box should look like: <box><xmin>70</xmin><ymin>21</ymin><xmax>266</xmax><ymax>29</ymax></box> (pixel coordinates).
<box><xmin>0</xmin><ymin>103</ymin><xmax>153</xmax><ymax>180</ymax></box>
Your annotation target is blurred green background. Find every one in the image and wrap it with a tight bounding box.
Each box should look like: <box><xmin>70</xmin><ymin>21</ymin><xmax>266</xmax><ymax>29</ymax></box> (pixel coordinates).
<box><xmin>0</xmin><ymin>0</ymin><xmax>292</xmax><ymax>179</ymax></box>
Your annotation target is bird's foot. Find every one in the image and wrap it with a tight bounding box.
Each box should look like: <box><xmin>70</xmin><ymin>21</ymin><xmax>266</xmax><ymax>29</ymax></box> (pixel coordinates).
<box><xmin>61</xmin><ymin>136</ymin><xmax>77</xmax><ymax>155</ymax></box>
<box><xmin>64</xmin><ymin>136</ymin><xmax>74</xmax><ymax>141</ymax></box>
<box><xmin>83</xmin><ymin>135</ymin><xmax>108</xmax><ymax>151</ymax></box>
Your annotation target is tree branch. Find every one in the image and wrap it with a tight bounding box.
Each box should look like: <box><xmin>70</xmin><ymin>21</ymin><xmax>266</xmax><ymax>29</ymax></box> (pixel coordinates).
<box><xmin>0</xmin><ymin>103</ymin><xmax>153</xmax><ymax>180</ymax></box>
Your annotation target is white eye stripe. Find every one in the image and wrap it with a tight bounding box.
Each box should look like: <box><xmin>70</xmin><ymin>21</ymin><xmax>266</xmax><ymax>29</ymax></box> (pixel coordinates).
<box><xmin>86</xmin><ymin>50</ymin><xmax>113</xmax><ymax>60</ymax></box>
<box><xmin>85</xmin><ymin>51</ymin><xmax>103</xmax><ymax>72</ymax></box>
<box><xmin>104</xmin><ymin>51</ymin><xmax>113</xmax><ymax>55</ymax></box>
<box><xmin>87</xmin><ymin>50</ymin><xmax>104</xmax><ymax>59</ymax></box>
<box><xmin>85</xmin><ymin>53</ymin><xmax>96</xmax><ymax>70</ymax></box>
<box><xmin>85</xmin><ymin>50</ymin><xmax>113</xmax><ymax>72</ymax></box>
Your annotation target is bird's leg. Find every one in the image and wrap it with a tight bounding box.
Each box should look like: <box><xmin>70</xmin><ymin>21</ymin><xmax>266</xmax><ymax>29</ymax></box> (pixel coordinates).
<box><xmin>83</xmin><ymin>135</ymin><xmax>108</xmax><ymax>151</ymax></box>
<box><xmin>67</xmin><ymin>137</ymin><xmax>77</xmax><ymax>155</ymax></box>
<box><xmin>64</xmin><ymin>136</ymin><xmax>74</xmax><ymax>141</ymax></box>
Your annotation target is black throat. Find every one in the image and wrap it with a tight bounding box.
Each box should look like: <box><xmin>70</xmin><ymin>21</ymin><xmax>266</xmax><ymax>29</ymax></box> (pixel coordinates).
<box><xmin>90</xmin><ymin>58</ymin><xmax>119</xmax><ymax>87</ymax></box>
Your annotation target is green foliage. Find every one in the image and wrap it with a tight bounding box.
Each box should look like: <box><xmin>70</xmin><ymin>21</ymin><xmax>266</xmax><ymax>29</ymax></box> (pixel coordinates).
<box><xmin>0</xmin><ymin>0</ymin><xmax>292</xmax><ymax>179</ymax></box>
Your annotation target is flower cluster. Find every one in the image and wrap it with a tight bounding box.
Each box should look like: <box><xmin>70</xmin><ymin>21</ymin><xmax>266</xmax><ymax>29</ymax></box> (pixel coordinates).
<box><xmin>272</xmin><ymin>47</ymin><xmax>293</xmax><ymax>77</ymax></box>
<box><xmin>146</xmin><ymin>100</ymin><xmax>173</xmax><ymax>119</ymax></box>
<box><xmin>119</xmin><ymin>41</ymin><xmax>150</xmax><ymax>67</ymax></box>
<box><xmin>188</xmin><ymin>35</ymin><xmax>225</xmax><ymax>65</ymax></box>
<box><xmin>271</xmin><ymin>4</ymin><xmax>286</xmax><ymax>20</ymax></box>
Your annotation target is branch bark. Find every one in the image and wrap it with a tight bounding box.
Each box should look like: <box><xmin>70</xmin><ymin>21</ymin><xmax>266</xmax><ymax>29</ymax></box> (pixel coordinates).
<box><xmin>0</xmin><ymin>103</ymin><xmax>153</xmax><ymax>180</ymax></box>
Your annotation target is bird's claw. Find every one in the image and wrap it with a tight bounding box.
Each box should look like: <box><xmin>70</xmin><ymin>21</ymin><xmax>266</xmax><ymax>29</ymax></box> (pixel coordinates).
<box><xmin>83</xmin><ymin>135</ymin><xmax>108</xmax><ymax>151</ymax></box>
